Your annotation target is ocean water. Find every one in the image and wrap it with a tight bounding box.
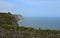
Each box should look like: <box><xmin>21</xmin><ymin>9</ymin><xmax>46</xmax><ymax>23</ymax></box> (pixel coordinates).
<box><xmin>18</xmin><ymin>17</ymin><xmax>60</xmax><ymax>30</ymax></box>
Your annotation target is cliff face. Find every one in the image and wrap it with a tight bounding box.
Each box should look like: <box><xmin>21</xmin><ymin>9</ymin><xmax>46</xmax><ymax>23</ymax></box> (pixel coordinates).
<box><xmin>0</xmin><ymin>12</ymin><xmax>18</xmax><ymax>25</ymax></box>
<box><xmin>13</xmin><ymin>14</ymin><xmax>23</xmax><ymax>21</ymax></box>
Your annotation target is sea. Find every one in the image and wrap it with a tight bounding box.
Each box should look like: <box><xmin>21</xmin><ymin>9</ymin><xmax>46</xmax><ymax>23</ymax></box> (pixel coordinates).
<box><xmin>18</xmin><ymin>17</ymin><xmax>60</xmax><ymax>30</ymax></box>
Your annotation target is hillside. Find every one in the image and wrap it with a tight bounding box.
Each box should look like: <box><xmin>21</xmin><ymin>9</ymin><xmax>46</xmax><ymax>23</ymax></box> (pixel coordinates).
<box><xmin>0</xmin><ymin>12</ymin><xmax>18</xmax><ymax>25</ymax></box>
<box><xmin>0</xmin><ymin>12</ymin><xmax>60</xmax><ymax>38</ymax></box>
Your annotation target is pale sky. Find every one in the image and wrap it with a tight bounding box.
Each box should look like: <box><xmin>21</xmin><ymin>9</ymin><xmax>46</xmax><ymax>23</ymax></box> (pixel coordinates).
<box><xmin>0</xmin><ymin>0</ymin><xmax>60</xmax><ymax>17</ymax></box>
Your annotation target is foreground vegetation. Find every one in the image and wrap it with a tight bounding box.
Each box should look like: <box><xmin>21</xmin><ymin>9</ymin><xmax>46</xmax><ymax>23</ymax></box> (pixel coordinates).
<box><xmin>0</xmin><ymin>24</ymin><xmax>60</xmax><ymax>38</ymax></box>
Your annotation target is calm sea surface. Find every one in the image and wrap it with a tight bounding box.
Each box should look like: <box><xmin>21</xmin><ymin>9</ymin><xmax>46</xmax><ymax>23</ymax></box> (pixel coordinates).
<box><xmin>18</xmin><ymin>17</ymin><xmax>60</xmax><ymax>30</ymax></box>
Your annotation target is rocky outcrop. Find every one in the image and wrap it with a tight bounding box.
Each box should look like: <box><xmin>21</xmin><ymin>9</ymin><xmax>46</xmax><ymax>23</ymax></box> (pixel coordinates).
<box><xmin>13</xmin><ymin>14</ymin><xmax>23</xmax><ymax>21</ymax></box>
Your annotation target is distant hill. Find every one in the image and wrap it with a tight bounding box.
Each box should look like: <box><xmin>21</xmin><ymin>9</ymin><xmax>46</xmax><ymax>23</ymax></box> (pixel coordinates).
<box><xmin>0</xmin><ymin>12</ymin><xmax>23</xmax><ymax>25</ymax></box>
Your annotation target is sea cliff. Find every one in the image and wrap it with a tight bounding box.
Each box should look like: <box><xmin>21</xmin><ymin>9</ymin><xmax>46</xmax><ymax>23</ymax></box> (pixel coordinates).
<box><xmin>0</xmin><ymin>12</ymin><xmax>60</xmax><ymax>38</ymax></box>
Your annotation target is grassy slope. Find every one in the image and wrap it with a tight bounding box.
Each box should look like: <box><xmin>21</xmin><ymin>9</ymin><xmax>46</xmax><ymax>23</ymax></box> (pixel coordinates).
<box><xmin>0</xmin><ymin>24</ymin><xmax>60</xmax><ymax>38</ymax></box>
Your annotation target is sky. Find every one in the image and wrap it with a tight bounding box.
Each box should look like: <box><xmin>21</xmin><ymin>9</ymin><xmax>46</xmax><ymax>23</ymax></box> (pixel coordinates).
<box><xmin>0</xmin><ymin>0</ymin><xmax>60</xmax><ymax>17</ymax></box>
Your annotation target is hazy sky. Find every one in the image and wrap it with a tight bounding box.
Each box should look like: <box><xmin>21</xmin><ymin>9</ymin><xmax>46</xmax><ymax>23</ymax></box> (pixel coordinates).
<box><xmin>0</xmin><ymin>0</ymin><xmax>60</xmax><ymax>17</ymax></box>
